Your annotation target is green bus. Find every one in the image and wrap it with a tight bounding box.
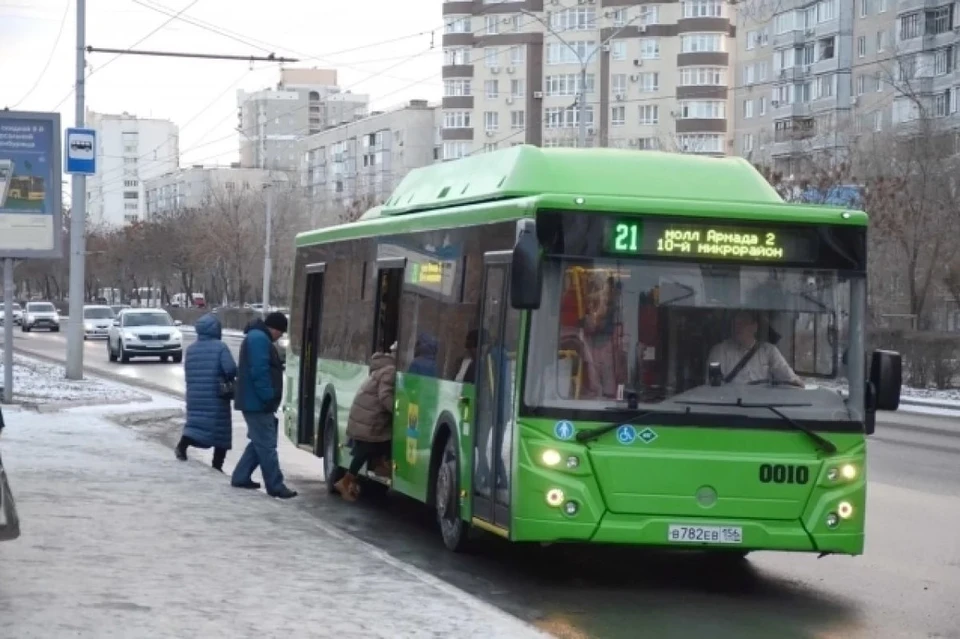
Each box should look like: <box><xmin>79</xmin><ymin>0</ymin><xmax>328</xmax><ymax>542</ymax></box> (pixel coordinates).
<box><xmin>282</xmin><ymin>146</ymin><xmax>902</xmax><ymax>555</ymax></box>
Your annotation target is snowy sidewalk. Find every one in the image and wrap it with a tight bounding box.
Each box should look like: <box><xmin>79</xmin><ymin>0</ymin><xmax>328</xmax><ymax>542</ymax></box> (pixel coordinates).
<box><xmin>0</xmin><ymin>404</ymin><xmax>548</xmax><ymax>639</ymax></box>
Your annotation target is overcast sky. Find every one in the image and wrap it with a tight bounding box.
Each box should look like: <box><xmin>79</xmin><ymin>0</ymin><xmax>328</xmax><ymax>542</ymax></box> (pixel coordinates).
<box><xmin>0</xmin><ymin>0</ymin><xmax>443</xmax><ymax>167</ymax></box>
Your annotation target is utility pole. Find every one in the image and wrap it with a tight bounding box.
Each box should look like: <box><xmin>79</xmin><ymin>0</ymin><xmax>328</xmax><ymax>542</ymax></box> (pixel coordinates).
<box><xmin>65</xmin><ymin>0</ymin><xmax>86</xmax><ymax>380</ymax></box>
<box><xmin>578</xmin><ymin>65</ymin><xmax>588</xmax><ymax>149</ymax></box>
<box><xmin>261</xmin><ymin>183</ymin><xmax>273</xmax><ymax>315</ymax></box>
<box><xmin>2</xmin><ymin>259</ymin><xmax>13</xmax><ymax>403</ymax></box>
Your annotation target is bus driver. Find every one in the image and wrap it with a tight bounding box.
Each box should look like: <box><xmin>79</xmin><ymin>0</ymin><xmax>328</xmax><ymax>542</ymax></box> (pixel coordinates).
<box><xmin>707</xmin><ymin>311</ymin><xmax>804</xmax><ymax>387</ymax></box>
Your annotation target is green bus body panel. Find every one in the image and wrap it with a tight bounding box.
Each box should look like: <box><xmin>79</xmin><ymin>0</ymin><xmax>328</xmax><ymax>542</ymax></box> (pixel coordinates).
<box><xmin>512</xmin><ymin>420</ymin><xmax>866</xmax><ymax>554</ymax></box>
<box><xmin>285</xmin><ymin>146</ymin><xmax>870</xmax><ymax>555</ymax></box>
<box><xmin>379</xmin><ymin>145</ymin><xmax>786</xmax><ymax>216</ymax></box>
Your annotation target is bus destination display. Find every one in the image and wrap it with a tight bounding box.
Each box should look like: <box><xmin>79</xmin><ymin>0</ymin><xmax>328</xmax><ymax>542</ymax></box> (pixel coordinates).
<box><xmin>607</xmin><ymin>219</ymin><xmax>817</xmax><ymax>262</ymax></box>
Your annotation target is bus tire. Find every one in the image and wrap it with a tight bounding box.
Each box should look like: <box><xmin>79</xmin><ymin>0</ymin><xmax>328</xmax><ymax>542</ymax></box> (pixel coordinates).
<box><xmin>435</xmin><ymin>434</ymin><xmax>469</xmax><ymax>552</ymax></box>
<box><xmin>322</xmin><ymin>408</ymin><xmax>344</xmax><ymax>493</ymax></box>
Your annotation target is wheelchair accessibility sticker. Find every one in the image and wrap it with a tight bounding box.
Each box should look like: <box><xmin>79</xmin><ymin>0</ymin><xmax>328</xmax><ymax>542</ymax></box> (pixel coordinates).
<box><xmin>554</xmin><ymin>420</ymin><xmax>575</xmax><ymax>441</ymax></box>
<box><xmin>616</xmin><ymin>425</ymin><xmax>636</xmax><ymax>445</ymax></box>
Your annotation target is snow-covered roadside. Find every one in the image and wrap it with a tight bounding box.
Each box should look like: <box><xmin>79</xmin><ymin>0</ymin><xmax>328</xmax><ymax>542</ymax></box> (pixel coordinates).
<box><xmin>0</xmin><ymin>349</ymin><xmax>150</xmax><ymax>407</ymax></box>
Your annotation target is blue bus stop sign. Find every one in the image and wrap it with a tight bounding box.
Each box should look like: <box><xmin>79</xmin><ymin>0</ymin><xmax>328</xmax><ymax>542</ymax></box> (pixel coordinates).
<box><xmin>64</xmin><ymin>128</ymin><xmax>96</xmax><ymax>175</ymax></box>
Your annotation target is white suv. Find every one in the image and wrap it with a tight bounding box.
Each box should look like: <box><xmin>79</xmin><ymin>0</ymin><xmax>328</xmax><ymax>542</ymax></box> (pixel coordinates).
<box><xmin>107</xmin><ymin>308</ymin><xmax>183</xmax><ymax>363</ymax></box>
<box><xmin>22</xmin><ymin>302</ymin><xmax>60</xmax><ymax>332</ymax></box>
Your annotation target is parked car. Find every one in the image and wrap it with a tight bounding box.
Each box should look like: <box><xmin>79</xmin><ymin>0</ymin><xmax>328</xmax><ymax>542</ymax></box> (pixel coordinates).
<box><xmin>81</xmin><ymin>304</ymin><xmax>115</xmax><ymax>340</ymax></box>
<box><xmin>0</xmin><ymin>302</ymin><xmax>23</xmax><ymax>326</ymax></box>
<box><xmin>107</xmin><ymin>308</ymin><xmax>183</xmax><ymax>363</ymax></box>
<box><xmin>21</xmin><ymin>301</ymin><xmax>60</xmax><ymax>332</ymax></box>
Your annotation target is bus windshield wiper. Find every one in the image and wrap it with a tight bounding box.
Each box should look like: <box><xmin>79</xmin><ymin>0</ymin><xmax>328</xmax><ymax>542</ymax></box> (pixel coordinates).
<box><xmin>675</xmin><ymin>399</ymin><xmax>837</xmax><ymax>454</ymax></box>
<box><xmin>576</xmin><ymin>410</ymin><xmax>657</xmax><ymax>443</ymax></box>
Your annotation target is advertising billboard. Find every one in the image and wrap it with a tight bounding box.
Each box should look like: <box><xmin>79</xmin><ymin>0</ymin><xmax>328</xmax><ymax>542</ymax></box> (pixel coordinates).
<box><xmin>0</xmin><ymin>110</ymin><xmax>63</xmax><ymax>259</ymax></box>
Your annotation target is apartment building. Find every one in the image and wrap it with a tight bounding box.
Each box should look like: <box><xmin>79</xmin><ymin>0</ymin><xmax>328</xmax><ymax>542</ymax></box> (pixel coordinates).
<box><xmin>85</xmin><ymin>110</ymin><xmax>179</xmax><ymax>227</ymax></box>
<box><xmin>441</xmin><ymin>0</ymin><xmax>738</xmax><ymax>160</ymax></box>
<box><xmin>237</xmin><ymin>68</ymin><xmax>370</xmax><ymax>171</ymax></box>
<box><xmin>733</xmin><ymin>0</ymin><xmax>960</xmax><ymax>174</ymax></box>
<box><xmin>299</xmin><ymin>99</ymin><xmax>439</xmax><ymax>227</ymax></box>
<box><xmin>143</xmin><ymin>165</ymin><xmax>279</xmax><ymax>216</ymax></box>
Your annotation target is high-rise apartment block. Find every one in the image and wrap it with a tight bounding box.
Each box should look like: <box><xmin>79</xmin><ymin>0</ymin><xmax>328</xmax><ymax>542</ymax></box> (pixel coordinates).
<box><xmin>441</xmin><ymin>0</ymin><xmax>738</xmax><ymax>160</ymax></box>
<box><xmin>734</xmin><ymin>0</ymin><xmax>960</xmax><ymax>174</ymax></box>
<box><xmin>85</xmin><ymin>110</ymin><xmax>179</xmax><ymax>227</ymax></box>
<box><xmin>237</xmin><ymin>68</ymin><xmax>370</xmax><ymax>171</ymax></box>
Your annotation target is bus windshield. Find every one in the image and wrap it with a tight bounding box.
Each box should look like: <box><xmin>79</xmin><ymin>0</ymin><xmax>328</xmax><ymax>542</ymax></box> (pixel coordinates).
<box><xmin>524</xmin><ymin>258</ymin><xmax>865</xmax><ymax>425</ymax></box>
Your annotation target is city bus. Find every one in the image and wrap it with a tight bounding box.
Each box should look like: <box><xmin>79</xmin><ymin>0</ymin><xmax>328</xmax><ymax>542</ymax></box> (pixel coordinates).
<box><xmin>282</xmin><ymin>146</ymin><xmax>902</xmax><ymax>556</ymax></box>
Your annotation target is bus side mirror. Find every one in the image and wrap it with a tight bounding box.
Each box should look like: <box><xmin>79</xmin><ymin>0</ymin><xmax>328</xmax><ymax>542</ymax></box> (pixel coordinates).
<box><xmin>870</xmin><ymin>350</ymin><xmax>901</xmax><ymax>411</ymax></box>
<box><xmin>511</xmin><ymin>218</ymin><xmax>542</xmax><ymax>310</ymax></box>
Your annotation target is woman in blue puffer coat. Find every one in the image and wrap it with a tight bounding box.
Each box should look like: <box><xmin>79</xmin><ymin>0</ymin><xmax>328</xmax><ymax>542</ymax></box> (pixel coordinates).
<box><xmin>175</xmin><ymin>313</ymin><xmax>237</xmax><ymax>471</ymax></box>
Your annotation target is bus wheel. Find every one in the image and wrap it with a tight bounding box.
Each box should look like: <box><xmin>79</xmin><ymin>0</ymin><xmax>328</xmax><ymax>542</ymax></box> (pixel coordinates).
<box><xmin>436</xmin><ymin>436</ymin><xmax>469</xmax><ymax>552</ymax></box>
<box><xmin>323</xmin><ymin>409</ymin><xmax>344</xmax><ymax>493</ymax></box>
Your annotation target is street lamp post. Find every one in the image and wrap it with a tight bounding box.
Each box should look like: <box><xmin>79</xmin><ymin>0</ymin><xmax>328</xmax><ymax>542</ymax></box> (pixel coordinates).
<box><xmin>261</xmin><ymin>183</ymin><xmax>273</xmax><ymax>316</ymax></box>
<box><xmin>520</xmin><ymin>10</ymin><xmax>647</xmax><ymax>148</ymax></box>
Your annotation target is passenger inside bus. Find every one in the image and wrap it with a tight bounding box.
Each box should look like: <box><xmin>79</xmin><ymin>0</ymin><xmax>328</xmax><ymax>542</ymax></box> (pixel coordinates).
<box><xmin>453</xmin><ymin>329</ymin><xmax>481</xmax><ymax>383</ymax></box>
<box><xmin>707</xmin><ymin>310</ymin><xmax>803</xmax><ymax>387</ymax></box>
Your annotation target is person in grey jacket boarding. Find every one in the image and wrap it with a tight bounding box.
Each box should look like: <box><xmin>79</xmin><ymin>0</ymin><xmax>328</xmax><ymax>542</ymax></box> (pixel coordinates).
<box><xmin>230</xmin><ymin>312</ymin><xmax>297</xmax><ymax>499</ymax></box>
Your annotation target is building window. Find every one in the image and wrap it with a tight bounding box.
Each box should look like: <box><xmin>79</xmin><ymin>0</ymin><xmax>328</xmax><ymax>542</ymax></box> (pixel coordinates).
<box><xmin>638</xmin><ymin>72</ymin><xmax>659</xmax><ymax>92</ymax></box>
<box><xmin>817</xmin><ymin>0</ymin><xmax>836</xmax><ymax>22</ymax></box>
<box><xmin>742</xmin><ymin>133</ymin><xmax>755</xmax><ymax>154</ymax></box>
<box><xmin>544</xmin><ymin>106</ymin><xmax>595</xmax><ymax>128</ymax></box>
<box><xmin>444</xmin><ymin>47</ymin><xmax>471</xmax><ymax>66</ymax></box>
<box><xmin>123</xmin><ymin>180</ymin><xmax>138</xmax><ymax>188</ymax></box>
<box><xmin>743</xmin><ymin>99</ymin><xmax>754</xmax><ymax>119</ymax></box>
<box><xmin>682</xmin><ymin>0</ymin><xmax>723</xmax><ymax>18</ymax></box>
<box><xmin>610</xmin><ymin>9</ymin><xmax>626</xmax><ymax>26</ymax></box>
<box><xmin>444</xmin><ymin>17</ymin><xmax>471</xmax><ymax>33</ymax></box>
<box><xmin>857</xmin><ymin>36</ymin><xmax>866</xmax><ymax>57</ymax></box>
<box><xmin>485</xmin><ymin>79</ymin><xmax>499</xmax><ymax>98</ymax></box>
<box><xmin>877</xmin><ymin>30</ymin><xmax>887</xmax><ymax>52</ymax></box>
<box><xmin>679</xmin><ymin>100</ymin><xmax>725</xmax><ymax>119</ymax></box>
<box><xmin>123</xmin><ymin>191</ymin><xmax>139</xmax><ymax>200</ymax></box>
<box><xmin>510</xmin><ymin>46</ymin><xmax>525</xmax><ymax>66</ymax></box>
<box><xmin>639</xmin><ymin>5</ymin><xmax>659</xmax><ymax>24</ymax></box>
<box><xmin>638</xmin><ymin>104</ymin><xmax>659</xmax><ymax>125</ymax></box>
<box><xmin>546</xmin><ymin>41</ymin><xmax>597</xmax><ymax>65</ymax></box>
<box><xmin>746</xmin><ymin>30</ymin><xmax>758</xmax><ymax>50</ymax></box>
<box><xmin>926</xmin><ymin>7</ymin><xmax>952</xmax><ymax>36</ymax></box>
<box><xmin>443</xmin><ymin>79</ymin><xmax>472</xmax><ymax>96</ymax></box>
<box><xmin>638</xmin><ymin>137</ymin><xmax>659</xmax><ymax>150</ymax></box>
<box><xmin>611</xmin><ymin>73</ymin><xmax>627</xmax><ymax>94</ymax></box>
<box><xmin>934</xmin><ymin>90</ymin><xmax>951</xmax><ymax>117</ymax></box>
<box><xmin>545</xmin><ymin>73</ymin><xmax>595</xmax><ymax>96</ymax></box>
<box><xmin>484</xmin><ymin>111</ymin><xmax>499</xmax><ymax>131</ymax></box>
<box><xmin>759</xmin><ymin>97</ymin><xmax>766</xmax><ymax>115</ymax></box>
<box><xmin>482</xmin><ymin>143</ymin><xmax>499</xmax><ymax>153</ymax></box>
<box><xmin>510</xmin><ymin>110</ymin><xmax>525</xmax><ymax>129</ymax></box>
<box><xmin>442</xmin><ymin>141</ymin><xmax>468</xmax><ymax>161</ymax></box>
<box><xmin>899</xmin><ymin>12</ymin><xmax>922</xmax><ymax>40</ymax></box>
<box><xmin>818</xmin><ymin>36</ymin><xmax>835</xmax><ymax>60</ymax></box>
<box><xmin>611</xmin><ymin>105</ymin><xmax>626</xmax><ymax>126</ymax></box>
<box><xmin>934</xmin><ymin>48</ymin><xmax>952</xmax><ymax>76</ymax></box>
<box><xmin>511</xmin><ymin>14</ymin><xmax>522</xmax><ymax>31</ymax></box>
<box><xmin>813</xmin><ymin>74</ymin><xmax>835</xmax><ymax>99</ymax></box>
<box><xmin>639</xmin><ymin>39</ymin><xmax>660</xmax><ymax>59</ymax></box>
<box><xmin>443</xmin><ymin>111</ymin><xmax>472</xmax><ymax>128</ymax></box>
<box><xmin>681</xmin><ymin>34</ymin><xmax>724</xmax><ymax>53</ymax></box>
<box><xmin>510</xmin><ymin>79</ymin><xmax>525</xmax><ymax>97</ymax></box>
<box><xmin>611</xmin><ymin>41</ymin><xmax>627</xmax><ymax>60</ymax></box>
<box><xmin>485</xmin><ymin>48</ymin><xmax>499</xmax><ymax>67</ymax></box>
<box><xmin>549</xmin><ymin>8</ymin><xmax>596</xmax><ymax>31</ymax></box>
<box><xmin>680</xmin><ymin>67</ymin><xmax>725</xmax><ymax>86</ymax></box>
<box><xmin>485</xmin><ymin>15</ymin><xmax>499</xmax><ymax>34</ymax></box>
<box><xmin>875</xmin><ymin>71</ymin><xmax>883</xmax><ymax>91</ymax></box>
<box><xmin>856</xmin><ymin>75</ymin><xmax>866</xmax><ymax>95</ymax></box>
<box><xmin>859</xmin><ymin>0</ymin><xmax>869</xmax><ymax>17</ymax></box>
<box><xmin>677</xmin><ymin>134</ymin><xmax>723</xmax><ymax>153</ymax></box>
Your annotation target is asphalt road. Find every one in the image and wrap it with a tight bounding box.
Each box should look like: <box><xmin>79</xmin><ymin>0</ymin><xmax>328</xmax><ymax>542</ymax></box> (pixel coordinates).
<box><xmin>4</xmin><ymin>323</ymin><xmax>959</xmax><ymax>639</ymax></box>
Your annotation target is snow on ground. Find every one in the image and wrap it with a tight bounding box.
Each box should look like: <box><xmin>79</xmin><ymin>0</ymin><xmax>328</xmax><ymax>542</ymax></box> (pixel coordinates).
<box><xmin>0</xmin><ymin>349</ymin><xmax>150</xmax><ymax>406</ymax></box>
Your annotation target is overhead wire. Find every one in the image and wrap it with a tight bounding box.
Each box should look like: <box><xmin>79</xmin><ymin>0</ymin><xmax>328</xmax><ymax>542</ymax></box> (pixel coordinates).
<box><xmin>49</xmin><ymin>0</ymin><xmax>201</xmax><ymax>112</ymax></box>
<box><xmin>6</xmin><ymin>0</ymin><xmax>71</xmax><ymax>110</ymax></box>
<box><xmin>85</xmin><ymin>5</ymin><xmax>576</xmax><ymax>203</ymax></box>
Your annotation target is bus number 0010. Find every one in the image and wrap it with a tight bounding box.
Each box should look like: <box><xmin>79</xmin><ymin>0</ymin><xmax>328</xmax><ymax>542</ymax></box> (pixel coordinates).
<box><xmin>759</xmin><ymin>463</ymin><xmax>809</xmax><ymax>485</ymax></box>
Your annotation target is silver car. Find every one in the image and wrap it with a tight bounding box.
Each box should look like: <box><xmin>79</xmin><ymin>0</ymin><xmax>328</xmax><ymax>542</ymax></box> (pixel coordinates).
<box><xmin>107</xmin><ymin>308</ymin><xmax>183</xmax><ymax>364</ymax></box>
<box><xmin>0</xmin><ymin>302</ymin><xmax>22</xmax><ymax>326</ymax></box>
<box><xmin>81</xmin><ymin>305</ymin><xmax>115</xmax><ymax>340</ymax></box>
<box><xmin>21</xmin><ymin>301</ymin><xmax>60</xmax><ymax>332</ymax></box>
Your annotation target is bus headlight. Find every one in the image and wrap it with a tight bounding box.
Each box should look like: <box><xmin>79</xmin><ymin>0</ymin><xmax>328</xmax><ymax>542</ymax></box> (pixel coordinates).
<box><xmin>545</xmin><ymin>488</ymin><xmax>564</xmax><ymax>507</ymax></box>
<box><xmin>541</xmin><ymin>449</ymin><xmax>561</xmax><ymax>466</ymax></box>
<box><xmin>840</xmin><ymin>464</ymin><xmax>857</xmax><ymax>480</ymax></box>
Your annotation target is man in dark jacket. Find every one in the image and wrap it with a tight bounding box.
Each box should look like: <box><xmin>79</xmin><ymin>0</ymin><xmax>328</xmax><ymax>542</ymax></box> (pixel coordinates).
<box><xmin>230</xmin><ymin>312</ymin><xmax>297</xmax><ymax>499</ymax></box>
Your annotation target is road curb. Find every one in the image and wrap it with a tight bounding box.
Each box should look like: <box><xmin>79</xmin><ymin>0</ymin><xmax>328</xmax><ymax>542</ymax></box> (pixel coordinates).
<box><xmin>7</xmin><ymin>345</ymin><xmax>186</xmax><ymax>400</ymax></box>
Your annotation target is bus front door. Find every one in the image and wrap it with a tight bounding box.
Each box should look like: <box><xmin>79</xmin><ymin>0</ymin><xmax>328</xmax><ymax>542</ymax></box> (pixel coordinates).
<box><xmin>297</xmin><ymin>264</ymin><xmax>325</xmax><ymax>451</ymax></box>
<box><xmin>472</xmin><ymin>252</ymin><xmax>520</xmax><ymax>534</ymax></box>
